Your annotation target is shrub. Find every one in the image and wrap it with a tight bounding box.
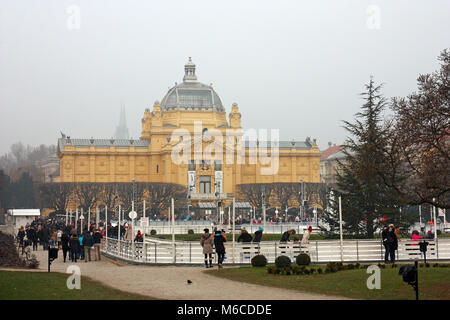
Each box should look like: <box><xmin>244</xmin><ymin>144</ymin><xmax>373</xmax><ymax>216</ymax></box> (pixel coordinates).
<box><xmin>355</xmin><ymin>263</ymin><xmax>360</xmax><ymax>269</ymax></box>
<box><xmin>0</xmin><ymin>231</ymin><xmax>26</xmax><ymax>268</ymax></box>
<box><xmin>275</xmin><ymin>255</ymin><xmax>291</xmax><ymax>268</ymax></box>
<box><xmin>150</xmin><ymin>229</ymin><xmax>157</xmax><ymax>235</ymax></box>
<box><xmin>425</xmin><ymin>263</ymin><xmax>430</xmax><ymax>268</ymax></box>
<box><xmin>251</xmin><ymin>255</ymin><xmax>268</xmax><ymax>267</ymax></box>
<box><xmin>304</xmin><ymin>269</ymin><xmax>311</xmax><ymax>275</ymax></box>
<box><xmin>188</xmin><ymin>229</ymin><xmax>194</xmax><ymax>235</ymax></box>
<box><xmin>267</xmin><ymin>266</ymin><xmax>276</xmax><ymax>274</ymax></box>
<box><xmin>432</xmin><ymin>263</ymin><xmax>439</xmax><ymax>268</ymax></box>
<box><xmin>309</xmin><ymin>268</ymin><xmax>316</xmax><ymax>274</ymax></box>
<box><xmin>26</xmin><ymin>254</ymin><xmax>40</xmax><ymax>269</ymax></box>
<box><xmin>326</xmin><ymin>262</ymin><xmax>339</xmax><ymax>273</ymax></box>
<box><xmin>296</xmin><ymin>253</ymin><xmax>311</xmax><ymax>266</ymax></box>
<box><xmin>317</xmin><ymin>268</ymin><xmax>323</xmax><ymax>274</ymax></box>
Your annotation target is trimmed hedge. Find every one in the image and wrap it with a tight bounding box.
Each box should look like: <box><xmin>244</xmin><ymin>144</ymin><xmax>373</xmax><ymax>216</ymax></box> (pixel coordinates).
<box><xmin>150</xmin><ymin>229</ymin><xmax>157</xmax><ymax>235</ymax></box>
<box><xmin>251</xmin><ymin>255</ymin><xmax>268</xmax><ymax>267</ymax></box>
<box><xmin>275</xmin><ymin>255</ymin><xmax>291</xmax><ymax>268</ymax></box>
<box><xmin>296</xmin><ymin>253</ymin><xmax>311</xmax><ymax>266</ymax></box>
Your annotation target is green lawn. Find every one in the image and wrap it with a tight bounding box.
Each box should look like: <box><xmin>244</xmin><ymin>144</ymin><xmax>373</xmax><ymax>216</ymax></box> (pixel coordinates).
<box><xmin>205</xmin><ymin>265</ymin><xmax>450</xmax><ymax>300</ymax></box>
<box><xmin>0</xmin><ymin>271</ymin><xmax>156</xmax><ymax>300</ymax></box>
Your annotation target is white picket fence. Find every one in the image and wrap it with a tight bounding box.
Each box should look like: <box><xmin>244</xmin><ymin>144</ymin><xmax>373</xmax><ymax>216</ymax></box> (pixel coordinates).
<box><xmin>101</xmin><ymin>237</ymin><xmax>450</xmax><ymax>265</ymax></box>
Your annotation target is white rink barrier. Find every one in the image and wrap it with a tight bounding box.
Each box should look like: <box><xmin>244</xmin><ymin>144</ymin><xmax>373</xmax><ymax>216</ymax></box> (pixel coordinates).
<box><xmin>101</xmin><ymin>237</ymin><xmax>450</xmax><ymax>265</ymax></box>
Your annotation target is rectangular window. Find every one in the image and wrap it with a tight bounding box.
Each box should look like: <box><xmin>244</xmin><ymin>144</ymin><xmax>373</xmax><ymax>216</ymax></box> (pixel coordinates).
<box><xmin>214</xmin><ymin>160</ymin><xmax>222</xmax><ymax>171</ymax></box>
<box><xmin>188</xmin><ymin>160</ymin><xmax>196</xmax><ymax>171</ymax></box>
<box><xmin>199</xmin><ymin>176</ymin><xmax>211</xmax><ymax>194</ymax></box>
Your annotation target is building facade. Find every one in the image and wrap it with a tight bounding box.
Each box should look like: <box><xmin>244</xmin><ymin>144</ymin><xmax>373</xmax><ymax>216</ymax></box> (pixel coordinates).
<box><xmin>57</xmin><ymin>58</ymin><xmax>321</xmax><ymax>205</ymax></box>
<box><xmin>320</xmin><ymin>143</ymin><xmax>345</xmax><ymax>185</ymax></box>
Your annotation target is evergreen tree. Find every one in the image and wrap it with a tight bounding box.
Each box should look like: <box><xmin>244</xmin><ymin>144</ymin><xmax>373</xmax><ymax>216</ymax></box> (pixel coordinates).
<box><xmin>323</xmin><ymin>79</ymin><xmax>403</xmax><ymax>238</ymax></box>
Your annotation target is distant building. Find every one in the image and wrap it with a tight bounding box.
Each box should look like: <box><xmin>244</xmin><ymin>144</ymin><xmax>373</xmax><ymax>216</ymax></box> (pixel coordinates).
<box><xmin>6</xmin><ymin>209</ymin><xmax>41</xmax><ymax>234</ymax></box>
<box><xmin>40</xmin><ymin>154</ymin><xmax>60</xmax><ymax>183</ymax></box>
<box><xmin>320</xmin><ymin>143</ymin><xmax>345</xmax><ymax>185</ymax></box>
<box><xmin>56</xmin><ymin>58</ymin><xmax>321</xmax><ymax>208</ymax></box>
<box><xmin>114</xmin><ymin>104</ymin><xmax>130</xmax><ymax>140</ymax></box>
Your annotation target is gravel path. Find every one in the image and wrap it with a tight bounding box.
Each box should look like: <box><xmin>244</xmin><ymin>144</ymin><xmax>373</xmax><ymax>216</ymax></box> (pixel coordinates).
<box><xmin>2</xmin><ymin>248</ymin><xmax>348</xmax><ymax>300</ymax></box>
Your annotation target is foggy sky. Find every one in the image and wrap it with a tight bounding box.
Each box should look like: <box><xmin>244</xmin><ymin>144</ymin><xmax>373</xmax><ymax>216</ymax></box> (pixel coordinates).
<box><xmin>1</xmin><ymin>0</ymin><xmax>449</xmax><ymax>155</ymax></box>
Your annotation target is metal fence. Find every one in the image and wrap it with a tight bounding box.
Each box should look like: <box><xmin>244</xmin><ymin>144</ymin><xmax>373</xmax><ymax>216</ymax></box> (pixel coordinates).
<box><xmin>138</xmin><ymin>223</ymin><xmax>320</xmax><ymax>235</ymax></box>
<box><xmin>101</xmin><ymin>237</ymin><xmax>450</xmax><ymax>265</ymax></box>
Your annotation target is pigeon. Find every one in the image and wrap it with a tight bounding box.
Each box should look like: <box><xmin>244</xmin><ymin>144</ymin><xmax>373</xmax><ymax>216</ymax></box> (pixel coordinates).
<box><xmin>187</xmin><ymin>280</ymin><xmax>192</xmax><ymax>284</ymax></box>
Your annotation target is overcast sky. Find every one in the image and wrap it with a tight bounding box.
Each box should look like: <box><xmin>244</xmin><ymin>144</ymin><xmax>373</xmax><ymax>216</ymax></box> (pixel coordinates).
<box><xmin>0</xmin><ymin>0</ymin><xmax>449</xmax><ymax>155</ymax></box>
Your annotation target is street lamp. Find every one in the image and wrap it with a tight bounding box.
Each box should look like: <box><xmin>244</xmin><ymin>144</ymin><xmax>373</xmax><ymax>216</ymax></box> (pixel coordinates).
<box><xmin>261</xmin><ymin>185</ymin><xmax>266</xmax><ymax>231</ymax></box>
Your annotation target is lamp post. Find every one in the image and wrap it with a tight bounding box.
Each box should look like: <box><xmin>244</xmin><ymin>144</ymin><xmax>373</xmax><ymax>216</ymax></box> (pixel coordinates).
<box><xmin>261</xmin><ymin>186</ymin><xmax>266</xmax><ymax>231</ymax></box>
<box><xmin>299</xmin><ymin>179</ymin><xmax>305</xmax><ymax>220</ymax></box>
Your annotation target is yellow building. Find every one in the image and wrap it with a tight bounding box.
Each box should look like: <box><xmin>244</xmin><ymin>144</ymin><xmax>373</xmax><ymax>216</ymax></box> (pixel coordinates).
<box><xmin>57</xmin><ymin>58</ymin><xmax>321</xmax><ymax>206</ymax></box>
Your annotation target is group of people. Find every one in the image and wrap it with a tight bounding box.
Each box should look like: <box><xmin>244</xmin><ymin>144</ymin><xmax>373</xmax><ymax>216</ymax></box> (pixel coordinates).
<box><xmin>200</xmin><ymin>228</ymin><xmax>228</xmax><ymax>269</ymax></box>
<box><xmin>64</xmin><ymin>227</ymin><xmax>103</xmax><ymax>263</ymax></box>
<box><xmin>382</xmin><ymin>224</ymin><xmax>400</xmax><ymax>263</ymax></box>
<box><xmin>16</xmin><ymin>218</ymin><xmax>105</xmax><ymax>264</ymax></box>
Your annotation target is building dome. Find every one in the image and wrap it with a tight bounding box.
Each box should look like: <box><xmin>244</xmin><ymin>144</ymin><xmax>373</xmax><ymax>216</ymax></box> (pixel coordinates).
<box><xmin>160</xmin><ymin>57</ymin><xmax>225</xmax><ymax>112</ymax></box>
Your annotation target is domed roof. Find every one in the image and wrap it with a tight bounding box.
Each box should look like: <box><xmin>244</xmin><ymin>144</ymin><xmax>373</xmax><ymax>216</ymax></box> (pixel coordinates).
<box><xmin>160</xmin><ymin>57</ymin><xmax>225</xmax><ymax>112</ymax></box>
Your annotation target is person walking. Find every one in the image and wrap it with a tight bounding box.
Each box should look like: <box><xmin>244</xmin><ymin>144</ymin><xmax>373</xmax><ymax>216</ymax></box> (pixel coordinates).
<box><xmin>41</xmin><ymin>225</ymin><xmax>50</xmax><ymax>250</ymax></box>
<box><xmin>214</xmin><ymin>229</ymin><xmax>227</xmax><ymax>269</ymax></box>
<box><xmin>82</xmin><ymin>230</ymin><xmax>94</xmax><ymax>262</ymax></box>
<box><xmin>69</xmin><ymin>233</ymin><xmax>80</xmax><ymax>263</ymax></box>
<box><xmin>200</xmin><ymin>228</ymin><xmax>214</xmax><ymax>268</ymax></box>
<box><xmin>28</xmin><ymin>226</ymin><xmax>38</xmax><ymax>251</ymax></box>
<box><xmin>93</xmin><ymin>228</ymin><xmax>103</xmax><ymax>261</ymax></box>
<box><xmin>17</xmin><ymin>226</ymin><xmax>25</xmax><ymax>250</ymax></box>
<box><xmin>61</xmin><ymin>232</ymin><xmax>70</xmax><ymax>263</ymax></box>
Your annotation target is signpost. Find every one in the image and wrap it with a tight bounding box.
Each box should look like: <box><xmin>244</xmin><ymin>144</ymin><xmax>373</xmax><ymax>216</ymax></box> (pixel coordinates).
<box><xmin>140</xmin><ymin>217</ymin><xmax>149</xmax><ymax>227</ymax></box>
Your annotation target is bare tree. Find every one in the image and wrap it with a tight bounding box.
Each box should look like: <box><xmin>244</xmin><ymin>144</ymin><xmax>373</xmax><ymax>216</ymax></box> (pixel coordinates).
<box><xmin>74</xmin><ymin>183</ymin><xmax>104</xmax><ymax>212</ymax></box>
<box><xmin>382</xmin><ymin>49</ymin><xmax>450</xmax><ymax>209</ymax></box>
<box><xmin>39</xmin><ymin>182</ymin><xmax>74</xmax><ymax>212</ymax></box>
<box><xmin>142</xmin><ymin>182</ymin><xmax>187</xmax><ymax>218</ymax></box>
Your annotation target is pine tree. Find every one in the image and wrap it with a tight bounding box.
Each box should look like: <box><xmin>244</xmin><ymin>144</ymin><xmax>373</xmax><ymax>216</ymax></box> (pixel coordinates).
<box><xmin>323</xmin><ymin>78</ymin><xmax>403</xmax><ymax>238</ymax></box>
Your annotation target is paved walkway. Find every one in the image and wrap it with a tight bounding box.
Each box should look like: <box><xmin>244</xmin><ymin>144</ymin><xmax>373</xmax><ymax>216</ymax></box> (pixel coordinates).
<box><xmin>2</xmin><ymin>248</ymin><xmax>349</xmax><ymax>300</ymax></box>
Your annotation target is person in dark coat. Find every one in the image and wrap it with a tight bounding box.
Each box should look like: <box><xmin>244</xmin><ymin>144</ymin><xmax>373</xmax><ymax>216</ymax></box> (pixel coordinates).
<box><xmin>253</xmin><ymin>227</ymin><xmax>264</xmax><ymax>243</ymax></box>
<box><xmin>61</xmin><ymin>232</ymin><xmax>70</xmax><ymax>263</ymax></box>
<box><xmin>385</xmin><ymin>225</ymin><xmax>397</xmax><ymax>263</ymax></box>
<box><xmin>93</xmin><ymin>228</ymin><xmax>103</xmax><ymax>261</ymax></box>
<box><xmin>214</xmin><ymin>230</ymin><xmax>227</xmax><ymax>269</ymax></box>
<box><xmin>82</xmin><ymin>230</ymin><xmax>94</xmax><ymax>262</ymax></box>
<box><xmin>17</xmin><ymin>227</ymin><xmax>25</xmax><ymax>247</ymax></box>
<box><xmin>280</xmin><ymin>229</ymin><xmax>295</xmax><ymax>242</ymax></box>
<box><xmin>28</xmin><ymin>226</ymin><xmax>38</xmax><ymax>251</ymax></box>
<box><xmin>69</xmin><ymin>233</ymin><xmax>80</xmax><ymax>262</ymax></box>
<box><xmin>41</xmin><ymin>226</ymin><xmax>50</xmax><ymax>250</ymax></box>
<box><xmin>381</xmin><ymin>225</ymin><xmax>389</xmax><ymax>263</ymax></box>
<box><xmin>237</xmin><ymin>229</ymin><xmax>253</xmax><ymax>243</ymax></box>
